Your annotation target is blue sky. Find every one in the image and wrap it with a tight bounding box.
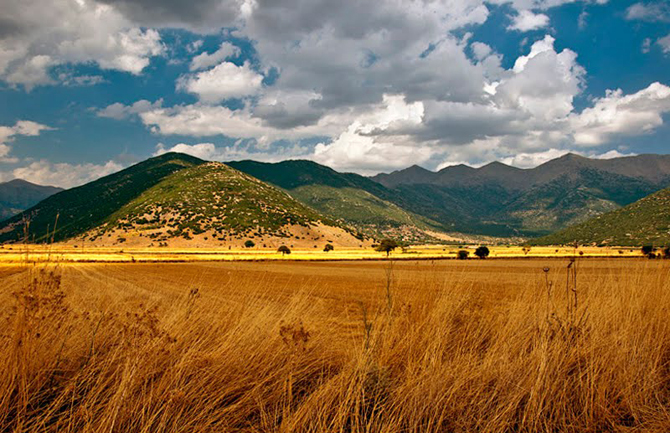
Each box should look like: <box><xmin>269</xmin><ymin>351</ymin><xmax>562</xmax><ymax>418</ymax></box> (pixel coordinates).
<box><xmin>0</xmin><ymin>0</ymin><xmax>669</xmax><ymax>187</ymax></box>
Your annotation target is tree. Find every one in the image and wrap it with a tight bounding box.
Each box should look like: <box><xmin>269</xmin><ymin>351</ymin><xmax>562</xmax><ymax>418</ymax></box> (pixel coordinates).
<box><xmin>663</xmin><ymin>247</ymin><xmax>670</xmax><ymax>259</ymax></box>
<box><xmin>323</xmin><ymin>243</ymin><xmax>334</xmax><ymax>252</ymax></box>
<box><xmin>642</xmin><ymin>245</ymin><xmax>656</xmax><ymax>258</ymax></box>
<box><xmin>244</xmin><ymin>240</ymin><xmax>255</xmax><ymax>248</ymax></box>
<box><xmin>278</xmin><ymin>245</ymin><xmax>291</xmax><ymax>256</ymax></box>
<box><xmin>474</xmin><ymin>246</ymin><xmax>490</xmax><ymax>259</ymax></box>
<box><xmin>375</xmin><ymin>239</ymin><xmax>399</xmax><ymax>257</ymax></box>
<box><xmin>457</xmin><ymin>250</ymin><xmax>469</xmax><ymax>260</ymax></box>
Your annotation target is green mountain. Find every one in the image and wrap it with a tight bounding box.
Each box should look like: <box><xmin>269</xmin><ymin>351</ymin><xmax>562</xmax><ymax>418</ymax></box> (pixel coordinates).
<box><xmin>228</xmin><ymin>160</ymin><xmax>444</xmax><ymax>242</ymax></box>
<box><xmin>0</xmin><ymin>179</ymin><xmax>62</xmax><ymax>221</ymax></box>
<box><xmin>89</xmin><ymin>161</ymin><xmax>358</xmax><ymax>246</ymax></box>
<box><xmin>0</xmin><ymin>153</ymin><xmax>204</xmax><ymax>243</ymax></box>
<box><xmin>4</xmin><ymin>151</ymin><xmax>670</xmax><ymax>246</ymax></box>
<box><xmin>535</xmin><ymin>187</ymin><xmax>670</xmax><ymax>246</ymax></box>
<box><xmin>371</xmin><ymin>154</ymin><xmax>670</xmax><ymax>237</ymax></box>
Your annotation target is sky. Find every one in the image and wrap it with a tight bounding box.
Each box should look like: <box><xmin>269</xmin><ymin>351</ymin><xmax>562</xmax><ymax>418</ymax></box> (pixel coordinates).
<box><xmin>0</xmin><ymin>0</ymin><xmax>669</xmax><ymax>187</ymax></box>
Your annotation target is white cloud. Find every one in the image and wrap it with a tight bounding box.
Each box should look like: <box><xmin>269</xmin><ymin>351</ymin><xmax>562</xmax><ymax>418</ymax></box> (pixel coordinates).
<box><xmin>625</xmin><ymin>2</ymin><xmax>670</xmax><ymax>22</ymax></box>
<box><xmin>497</xmin><ymin>35</ymin><xmax>585</xmax><ymax>122</ymax></box>
<box><xmin>98</xmin><ymin>99</ymin><xmax>164</xmax><ymax>120</ymax></box>
<box><xmin>154</xmin><ymin>142</ymin><xmax>218</xmax><ymax>160</ymax></box>
<box><xmin>9</xmin><ymin>160</ymin><xmax>123</xmax><ymax>188</ymax></box>
<box><xmin>501</xmin><ymin>148</ymin><xmax>569</xmax><ymax>167</ymax></box>
<box><xmin>0</xmin><ymin>120</ymin><xmax>53</xmax><ymax>163</ymax></box>
<box><xmin>658</xmin><ymin>34</ymin><xmax>670</xmax><ymax>54</ymax></box>
<box><xmin>312</xmin><ymin>95</ymin><xmax>432</xmax><ymax>174</ymax></box>
<box><xmin>154</xmin><ymin>141</ymin><xmax>310</xmax><ymax>163</ymax></box>
<box><xmin>571</xmin><ymin>82</ymin><xmax>670</xmax><ymax>145</ymax></box>
<box><xmin>0</xmin><ymin>0</ymin><xmax>164</xmax><ymax>88</ymax></box>
<box><xmin>590</xmin><ymin>149</ymin><xmax>637</xmax><ymax>160</ymax></box>
<box><xmin>189</xmin><ymin>42</ymin><xmax>240</xmax><ymax>71</ymax></box>
<box><xmin>177</xmin><ymin>61</ymin><xmax>264</xmax><ymax>102</ymax></box>
<box><xmin>507</xmin><ymin>10</ymin><xmax>550</xmax><ymax>31</ymax></box>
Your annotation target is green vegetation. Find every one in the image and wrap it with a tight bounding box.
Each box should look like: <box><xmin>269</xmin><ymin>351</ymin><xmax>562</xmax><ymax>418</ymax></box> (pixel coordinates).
<box><xmin>96</xmin><ymin>162</ymin><xmax>344</xmax><ymax>242</ymax></box>
<box><xmin>228</xmin><ymin>160</ymin><xmax>443</xmax><ymax>242</ymax></box>
<box><xmin>457</xmin><ymin>250</ymin><xmax>470</xmax><ymax>260</ymax></box>
<box><xmin>375</xmin><ymin>239</ymin><xmax>399</xmax><ymax>256</ymax></box>
<box><xmin>278</xmin><ymin>245</ymin><xmax>291</xmax><ymax>255</ymax></box>
<box><xmin>323</xmin><ymin>243</ymin><xmax>334</xmax><ymax>252</ymax></box>
<box><xmin>0</xmin><ymin>153</ymin><xmax>204</xmax><ymax>243</ymax></box>
<box><xmin>474</xmin><ymin>246</ymin><xmax>490</xmax><ymax>259</ymax></box>
<box><xmin>244</xmin><ymin>240</ymin><xmax>255</xmax><ymax>248</ymax></box>
<box><xmin>536</xmin><ymin>187</ymin><xmax>670</xmax><ymax>246</ymax></box>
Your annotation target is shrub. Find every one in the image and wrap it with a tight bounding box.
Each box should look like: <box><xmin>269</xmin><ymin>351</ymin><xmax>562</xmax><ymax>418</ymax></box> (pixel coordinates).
<box><xmin>642</xmin><ymin>245</ymin><xmax>656</xmax><ymax>258</ymax></box>
<box><xmin>244</xmin><ymin>240</ymin><xmax>255</xmax><ymax>248</ymax></box>
<box><xmin>474</xmin><ymin>246</ymin><xmax>490</xmax><ymax>259</ymax></box>
<box><xmin>457</xmin><ymin>250</ymin><xmax>469</xmax><ymax>260</ymax></box>
<box><xmin>376</xmin><ymin>239</ymin><xmax>399</xmax><ymax>257</ymax></box>
<box><xmin>324</xmin><ymin>244</ymin><xmax>334</xmax><ymax>252</ymax></box>
<box><xmin>278</xmin><ymin>245</ymin><xmax>291</xmax><ymax>255</ymax></box>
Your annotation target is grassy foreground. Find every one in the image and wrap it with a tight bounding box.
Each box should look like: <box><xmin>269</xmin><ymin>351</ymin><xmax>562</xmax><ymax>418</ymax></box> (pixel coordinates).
<box><xmin>1</xmin><ymin>259</ymin><xmax>669</xmax><ymax>432</ymax></box>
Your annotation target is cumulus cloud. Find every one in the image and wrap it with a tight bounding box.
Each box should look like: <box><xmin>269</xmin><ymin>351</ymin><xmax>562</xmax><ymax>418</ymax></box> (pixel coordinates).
<box><xmin>177</xmin><ymin>61</ymin><xmax>263</xmax><ymax>103</ymax></box>
<box><xmin>9</xmin><ymin>160</ymin><xmax>123</xmax><ymax>188</ymax></box>
<box><xmin>507</xmin><ymin>10</ymin><xmax>550</xmax><ymax>31</ymax></box>
<box><xmin>135</xmin><ymin>30</ymin><xmax>669</xmax><ymax>173</ymax></box>
<box><xmin>154</xmin><ymin>141</ymin><xmax>310</xmax><ymax>163</ymax></box>
<box><xmin>571</xmin><ymin>82</ymin><xmax>670</xmax><ymax>145</ymax></box>
<box><xmin>7</xmin><ymin>0</ymin><xmax>654</xmax><ymax>174</ymax></box>
<box><xmin>625</xmin><ymin>2</ymin><xmax>670</xmax><ymax>22</ymax></box>
<box><xmin>97</xmin><ymin>99</ymin><xmax>164</xmax><ymax>120</ymax></box>
<box><xmin>189</xmin><ymin>42</ymin><xmax>239</xmax><ymax>71</ymax></box>
<box><xmin>658</xmin><ymin>34</ymin><xmax>670</xmax><ymax>54</ymax></box>
<box><xmin>497</xmin><ymin>35</ymin><xmax>584</xmax><ymax>122</ymax></box>
<box><xmin>0</xmin><ymin>0</ymin><xmax>164</xmax><ymax>88</ymax></box>
<box><xmin>311</xmin><ymin>95</ymin><xmax>431</xmax><ymax>174</ymax></box>
<box><xmin>500</xmin><ymin>148</ymin><xmax>569</xmax><ymax>168</ymax></box>
<box><xmin>0</xmin><ymin>120</ymin><xmax>53</xmax><ymax>163</ymax></box>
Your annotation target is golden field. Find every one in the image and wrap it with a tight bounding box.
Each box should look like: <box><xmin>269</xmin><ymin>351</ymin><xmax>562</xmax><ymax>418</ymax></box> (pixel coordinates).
<box><xmin>0</xmin><ymin>244</ymin><xmax>646</xmax><ymax>263</ymax></box>
<box><xmin>1</xmin><ymin>258</ymin><xmax>669</xmax><ymax>432</ymax></box>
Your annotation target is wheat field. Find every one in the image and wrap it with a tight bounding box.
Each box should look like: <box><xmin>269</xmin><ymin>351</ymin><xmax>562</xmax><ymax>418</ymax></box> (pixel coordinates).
<box><xmin>1</xmin><ymin>258</ymin><xmax>669</xmax><ymax>432</ymax></box>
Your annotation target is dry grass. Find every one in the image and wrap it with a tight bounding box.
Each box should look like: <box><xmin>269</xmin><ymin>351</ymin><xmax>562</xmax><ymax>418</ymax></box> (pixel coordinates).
<box><xmin>1</xmin><ymin>259</ymin><xmax>669</xmax><ymax>432</ymax></box>
<box><xmin>0</xmin><ymin>244</ymin><xmax>646</xmax><ymax>263</ymax></box>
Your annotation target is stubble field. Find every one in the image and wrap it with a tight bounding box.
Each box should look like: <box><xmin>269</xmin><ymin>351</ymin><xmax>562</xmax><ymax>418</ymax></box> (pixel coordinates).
<box><xmin>1</xmin><ymin>258</ymin><xmax>669</xmax><ymax>432</ymax></box>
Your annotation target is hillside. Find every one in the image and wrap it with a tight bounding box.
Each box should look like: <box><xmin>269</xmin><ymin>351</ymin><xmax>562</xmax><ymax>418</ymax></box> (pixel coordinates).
<box><xmin>83</xmin><ymin>162</ymin><xmax>365</xmax><ymax>248</ymax></box>
<box><xmin>535</xmin><ymin>187</ymin><xmax>670</xmax><ymax>246</ymax></box>
<box><xmin>0</xmin><ymin>153</ymin><xmax>204</xmax><ymax>243</ymax></box>
<box><xmin>0</xmin><ymin>179</ymin><xmax>62</xmax><ymax>220</ymax></box>
<box><xmin>371</xmin><ymin>153</ymin><xmax>670</xmax><ymax>236</ymax></box>
<box><xmin>228</xmin><ymin>160</ymin><xmax>445</xmax><ymax>242</ymax></box>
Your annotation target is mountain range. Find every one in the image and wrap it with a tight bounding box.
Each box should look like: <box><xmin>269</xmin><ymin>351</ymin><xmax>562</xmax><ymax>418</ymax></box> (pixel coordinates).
<box><xmin>0</xmin><ymin>179</ymin><xmax>62</xmax><ymax>221</ymax></box>
<box><xmin>2</xmin><ymin>152</ymin><xmax>670</xmax><ymax>246</ymax></box>
<box><xmin>370</xmin><ymin>153</ymin><xmax>670</xmax><ymax>237</ymax></box>
<box><xmin>0</xmin><ymin>153</ymin><xmax>365</xmax><ymax>248</ymax></box>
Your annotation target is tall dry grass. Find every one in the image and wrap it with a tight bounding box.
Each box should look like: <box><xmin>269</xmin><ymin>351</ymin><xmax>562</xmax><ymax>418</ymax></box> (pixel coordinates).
<box><xmin>1</xmin><ymin>260</ymin><xmax>670</xmax><ymax>432</ymax></box>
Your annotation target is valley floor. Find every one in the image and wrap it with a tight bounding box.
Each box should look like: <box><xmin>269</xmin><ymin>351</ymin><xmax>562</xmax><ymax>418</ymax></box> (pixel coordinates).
<box><xmin>1</xmin><ymin>259</ymin><xmax>670</xmax><ymax>431</ymax></box>
<box><xmin>0</xmin><ymin>244</ymin><xmax>648</xmax><ymax>263</ymax></box>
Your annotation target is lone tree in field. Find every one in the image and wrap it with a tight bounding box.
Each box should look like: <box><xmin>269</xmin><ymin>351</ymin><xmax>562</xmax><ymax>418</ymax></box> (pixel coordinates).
<box><xmin>375</xmin><ymin>239</ymin><xmax>399</xmax><ymax>257</ymax></box>
<box><xmin>323</xmin><ymin>243</ymin><xmax>334</xmax><ymax>252</ymax></box>
<box><xmin>457</xmin><ymin>250</ymin><xmax>469</xmax><ymax>260</ymax></box>
<box><xmin>474</xmin><ymin>246</ymin><xmax>490</xmax><ymax>259</ymax></box>
<box><xmin>244</xmin><ymin>240</ymin><xmax>255</xmax><ymax>248</ymax></box>
<box><xmin>278</xmin><ymin>245</ymin><xmax>291</xmax><ymax>256</ymax></box>
<box><xmin>641</xmin><ymin>245</ymin><xmax>656</xmax><ymax>258</ymax></box>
